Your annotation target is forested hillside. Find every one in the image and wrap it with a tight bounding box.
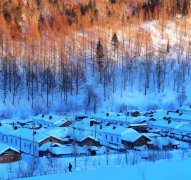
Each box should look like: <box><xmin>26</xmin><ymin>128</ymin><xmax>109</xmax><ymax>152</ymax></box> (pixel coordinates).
<box><xmin>0</xmin><ymin>0</ymin><xmax>190</xmax><ymax>116</ymax></box>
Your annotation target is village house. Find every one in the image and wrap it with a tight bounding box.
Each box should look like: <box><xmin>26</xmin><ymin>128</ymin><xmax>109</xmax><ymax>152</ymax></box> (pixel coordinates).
<box><xmin>165</xmin><ymin>112</ymin><xmax>191</xmax><ymax>124</ymax></box>
<box><xmin>179</xmin><ymin>106</ymin><xmax>191</xmax><ymax>114</ymax></box>
<box><xmin>93</xmin><ymin>113</ymin><xmax>148</xmax><ymax>126</ymax></box>
<box><xmin>0</xmin><ymin>127</ymin><xmax>70</xmax><ymax>157</ymax></box>
<box><xmin>0</xmin><ymin>143</ymin><xmax>21</xmax><ymax>163</ymax></box>
<box><xmin>0</xmin><ymin>128</ymin><xmax>39</xmax><ymax>157</ymax></box>
<box><xmin>73</xmin><ymin>118</ymin><xmax>149</xmax><ymax>149</ymax></box>
<box><xmin>128</xmin><ymin>123</ymin><xmax>148</xmax><ymax>133</ymax></box>
<box><xmin>39</xmin><ymin>143</ymin><xmax>89</xmax><ymax>158</ymax></box>
<box><xmin>147</xmin><ymin>137</ymin><xmax>179</xmax><ymax>150</ymax></box>
<box><xmin>75</xmin><ymin>134</ymin><xmax>100</xmax><ymax>147</ymax></box>
<box><xmin>33</xmin><ymin>115</ymin><xmax>73</xmax><ymax>127</ymax></box>
<box><xmin>121</xmin><ymin>129</ymin><xmax>151</xmax><ymax>149</ymax></box>
<box><xmin>148</xmin><ymin>119</ymin><xmax>191</xmax><ymax>139</ymax></box>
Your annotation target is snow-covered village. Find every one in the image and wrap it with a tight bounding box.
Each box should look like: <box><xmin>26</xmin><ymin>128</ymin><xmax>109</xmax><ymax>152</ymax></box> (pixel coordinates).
<box><xmin>0</xmin><ymin>0</ymin><xmax>191</xmax><ymax>180</ymax></box>
<box><xmin>2</xmin><ymin>108</ymin><xmax>191</xmax><ymax>179</ymax></box>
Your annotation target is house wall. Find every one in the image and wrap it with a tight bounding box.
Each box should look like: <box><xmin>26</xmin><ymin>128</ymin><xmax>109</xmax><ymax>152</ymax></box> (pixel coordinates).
<box><xmin>39</xmin><ymin>137</ymin><xmax>65</xmax><ymax>147</ymax></box>
<box><xmin>97</xmin><ymin>118</ymin><xmax>128</xmax><ymax>126</ymax></box>
<box><xmin>98</xmin><ymin>132</ymin><xmax>121</xmax><ymax>145</ymax></box>
<box><xmin>60</xmin><ymin>121</ymin><xmax>72</xmax><ymax>127</ymax></box>
<box><xmin>121</xmin><ymin>140</ymin><xmax>134</xmax><ymax>149</ymax></box>
<box><xmin>73</xmin><ymin>127</ymin><xmax>122</xmax><ymax>146</ymax></box>
<box><xmin>79</xmin><ymin>138</ymin><xmax>100</xmax><ymax>146</ymax></box>
<box><xmin>122</xmin><ymin>136</ymin><xmax>150</xmax><ymax>149</ymax></box>
<box><xmin>0</xmin><ymin>133</ymin><xmax>39</xmax><ymax>156</ymax></box>
<box><xmin>134</xmin><ymin>136</ymin><xmax>150</xmax><ymax>146</ymax></box>
<box><xmin>34</xmin><ymin>120</ymin><xmax>53</xmax><ymax>127</ymax></box>
<box><xmin>0</xmin><ymin>152</ymin><xmax>20</xmax><ymax>163</ymax></box>
<box><xmin>130</xmin><ymin>126</ymin><xmax>147</xmax><ymax>133</ymax></box>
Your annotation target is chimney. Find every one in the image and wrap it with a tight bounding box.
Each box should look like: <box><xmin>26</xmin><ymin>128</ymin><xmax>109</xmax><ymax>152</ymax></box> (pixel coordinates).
<box><xmin>90</xmin><ymin>121</ymin><xmax>93</xmax><ymax>126</ymax></box>
<box><xmin>42</xmin><ymin>114</ymin><xmax>44</xmax><ymax>118</ymax></box>
<box><xmin>179</xmin><ymin>112</ymin><xmax>182</xmax><ymax>116</ymax></box>
<box><xmin>49</xmin><ymin>116</ymin><xmax>52</xmax><ymax>120</ymax></box>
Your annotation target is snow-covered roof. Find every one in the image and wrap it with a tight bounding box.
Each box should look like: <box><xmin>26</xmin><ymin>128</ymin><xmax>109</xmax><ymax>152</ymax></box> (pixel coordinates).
<box><xmin>121</xmin><ymin>129</ymin><xmax>150</xmax><ymax>142</ymax></box>
<box><xmin>150</xmin><ymin>110</ymin><xmax>167</xmax><ymax>120</ymax></box>
<box><xmin>179</xmin><ymin>106</ymin><xmax>191</xmax><ymax>113</ymax></box>
<box><xmin>73</xmin><ymin>120</ymin><xmax>144</xmax><ymax>137</ymax></box>
<box><xmin>0</xmin><ymin>143</ymin><xmax>20</xmax><ymax>155</ymax></box>
<box><xmin>129</xmin><ymin>123</ymin><xmax>147</xmax><ymax>127</ymax></box>
<box><xmin>33</xmin><ymin>115</ymin><xmax>73</xmax><ymax>126</ymax></box>
<box><xmin>39</xmin><ymin>143</ymin><xmax>88</xmax><ymax>155</ymax></box>
<box><xmin>148</xmin><ymin>119</ymin><xmax>188</xmax><ymax>131</ymax></box>
<box><xmin>149</xmin><ymin>137</ymin><xmax>180</xmax><ymax>148</ymax></box>
<box><xmin>0</xmin><ymin>127</ymin><xmax>71</xmax><ymax>143</ymax></box>
<box><xmin>93</xmin><ymin>113</ymin><xmax>148</xmax><ymax>124</ymax></box>
<box><xmin>166</xmin><ymin>112</ymin><xmax>191</xmax><ymax>122</ymax></box>
<box><xmin>75</xmin><ymin>134</ymin><xmax>98</xmax><ymax>142</ymax></box>
<box><xmin>99</xmin><ymin>126</ymin><xmax>131</xmax><ymax>136</ymax></box>
<box><xmin>39</xmin><ymin>142</ymin><xmax>62</xmax><ymax>151</ymax></box>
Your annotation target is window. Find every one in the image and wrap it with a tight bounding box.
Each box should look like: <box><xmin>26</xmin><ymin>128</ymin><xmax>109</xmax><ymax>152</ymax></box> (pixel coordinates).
<box><xmin>116</xmin><ymin>137</ymin><xmax>119</xmax><ymax>142</ymax></box>
<box><xmin>15</xmin><ymin>139</ymin><xmax>17</xmax><ymax>145</ymax></box>
<box><xmin>105</xmin><ymin>135</ymin><xmax>107</xmax><ymax>140</ymax></box>
<box><xmin>111</xmin><ymin>136</ymin><xmax>113</xmax><ymax>142</ymax></box>
<box><xmin>11</xmin><ymin>138</ymin><xmax>13</xmax><ymax>144</ymax></box>
<box><xmin>29</xmin><ymin>143</ymin><xmax>31</xmax><ymax>149</ymax></box>
<box><xmin>35</xmin><ymin>145</ymin><xmax>37</xmax><ymax>151</ymax></box>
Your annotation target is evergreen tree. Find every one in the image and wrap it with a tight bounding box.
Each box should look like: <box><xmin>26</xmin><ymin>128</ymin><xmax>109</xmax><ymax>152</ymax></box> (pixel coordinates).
<box><xmin>111</xmin><ymin>32</ymin><xmax>119</xmax><ymax>52</ymax></box>
<box><xmin>96</xmin><ymin>38</ymin><xmax>104</xmax><ymax>71</ymax></box>
<box><xmin>176</xmin><ymin>0</ymin><xmax>181</xmax><ymax>13</ymax></box>
<box><xmin>182</xmin><ymin>0</ymin><xmax>188</xmax><ymax>16</ymax></box>
<box><xmin>167</xmin><ymin>39</ymin><xmax>170</xmax><ymax>53</ymax></box>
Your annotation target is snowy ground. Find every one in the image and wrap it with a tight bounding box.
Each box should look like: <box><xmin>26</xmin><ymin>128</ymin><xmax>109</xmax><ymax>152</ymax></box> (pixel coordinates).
<box><xmin>24</xmin><ymin>159</ymin><xmax>191</xmax><ymax>180</ymax></box>
<box><xmin>1</xmin><ymin>149</ymin><xmax>191</xmax><ymax>180</ymax></box>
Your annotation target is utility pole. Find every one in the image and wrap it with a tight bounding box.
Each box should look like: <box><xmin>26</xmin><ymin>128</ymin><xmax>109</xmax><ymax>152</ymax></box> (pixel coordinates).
<box><xmin>94</xmin><ymin>123</ymin><xmax>97</xmax><ymax>138</ymax></box>
<box><xmin>19</xmin><ymin>135</ymin><xmax>21</xmax><ymax>153</ymax></box>
<box><xmin>32</xmin><ymin>120</ymin><xmax>36</xmax><ymax>174</ymax></box>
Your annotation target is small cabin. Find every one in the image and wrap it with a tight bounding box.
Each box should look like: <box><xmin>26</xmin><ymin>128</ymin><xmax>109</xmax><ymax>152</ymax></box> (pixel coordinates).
<box><xmin>39</xmin><ymin>136</ymin><xmax>66</xmax><ymax>147</ymax></box>
<box><xmin>79</xmin><ymin>136</ymin><xmax>100</xmax><ymax>147</ymax></box>
<box><xmin>131</xmin><ymin>111</ymin><xmax>141</xmax><ymax>117</ymax></box>
<box><xmin>57</xmin><ymin>120</ymin><xmax>73</xmax><ymax>127</ymax></box>
<box><xmin>129</xmin><ymin>124</ymin><xmax>148</xmax><ymax>133</ymax></box>
<box><xmin>0</xmin><ymin>144</ymin><xmax>20</xmax><ymax>163</ymax></box>
<box><xmin>75</xmin><ymin>116</ymin><xmax>88</xmax><ymax>121</ymax></box>
<box><xmin>122</xmin><ymin>135</ymin><xmax>151</xmax><ymax>149</ymax></box>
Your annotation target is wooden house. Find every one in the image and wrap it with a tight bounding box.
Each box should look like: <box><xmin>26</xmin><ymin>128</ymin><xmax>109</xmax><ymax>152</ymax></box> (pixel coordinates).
<box><xmin>78</xmin><ymin>136</ymin><xmax>100</xmax><ymax>147</ymax></box>
<box><xmin>0</xmin><ymin>144</ymin><xmax>20</xmax><ymax>163</ymax></box>
<box><xmin>38</xmin><ymin>136</ymin><xmax>66</xmax><ymax>147</ymax></box>
<box><xmin>121</xmin><ymin>130</ymin><xmax>151</xmax><ymax>149</ymax></box>
<box><xmin>128</xmin><ymin>123</ymin><xmax>148</xmax><ymax>133</ymax></box>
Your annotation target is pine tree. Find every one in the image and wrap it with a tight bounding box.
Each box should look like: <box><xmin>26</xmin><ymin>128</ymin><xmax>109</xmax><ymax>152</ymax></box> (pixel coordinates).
<box><xmin>167</xmin><ymin>39</ymin><xmax>170</xmax><ymax>53</ymax></box>
<box><xmin>177</xmin><ymin>0</ymin><xmax>181</xmax><ymax>13</ymax></box>
<box><xmin>182</xmin><ymin>0</ymin><xmax>188</xmax><ymax>16</ymax></box>
<box><xmin>111</xmin><ymin>32</ymin><xmax>119</xmax><ymax>51</ymax></box>
<box><xmin>96</xmin><ymin>38</ymin><xmax>104</xmax><ymax>71</ymax></box>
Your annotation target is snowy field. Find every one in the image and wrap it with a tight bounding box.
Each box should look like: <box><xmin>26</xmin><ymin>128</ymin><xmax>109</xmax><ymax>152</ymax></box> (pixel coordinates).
<box><xmin>1</xmin><ymin>149</ymin><xmax>191</xmax><ymax>180</ymax></box>
<box><xmin>24</xmin><ymin>159</ymin><xmax>191</xmax><ymax>180</ymax></box>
